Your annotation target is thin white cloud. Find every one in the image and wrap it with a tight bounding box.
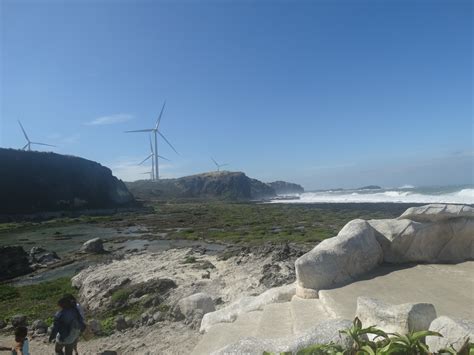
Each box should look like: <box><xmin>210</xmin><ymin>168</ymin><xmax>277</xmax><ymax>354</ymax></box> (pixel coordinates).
<box><xmin>107</xmin><ymin>156</ymin><xmax>178</xmax><ymax>182</ymax></box>
<box><xmin>86</xmin><ymin>113</ymin><xmax>134</xmax><ymax>126</ymax></box>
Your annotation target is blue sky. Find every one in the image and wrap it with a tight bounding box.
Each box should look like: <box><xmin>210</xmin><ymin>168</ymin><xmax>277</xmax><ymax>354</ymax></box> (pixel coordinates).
<box><xmin>1</xmin><ymin>0</ymin><xmax>472</xmax><ymax>189</ymax></box>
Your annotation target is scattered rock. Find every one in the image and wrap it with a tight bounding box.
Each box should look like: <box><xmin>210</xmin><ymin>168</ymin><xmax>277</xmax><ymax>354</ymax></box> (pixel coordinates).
<box><xmin>32</xmin><ymin>319</ymin><xmax>48</xmax><ymax>334</ymax></box>
<box><xmin>426</xmin><ymin>316</ymin><xmax>474</xmax><ymax>353</ymax></box>
<box><xmin>0</xmin><ymin>246</ymin><xmax>32</xmax><ymax>281</ymax></box>
<box><xmin>152</xmin><ymin>311</ymin><xmax>164</xmax><ymax>322</ymax></box>
<box><xmin>115</xmin><ymin>315</ymin><xmax>128</xmax><ymax>331</ymax></box>
<box><xmin>11</xmin><ymin>314</ymin><xmax>27</xmax><ymax>327</ymax></box>
<box><xmin>259</xmin><ymin>263</ymin><xmax>294</xmax><ymax>288</ymax></box>
<box><xmin>201</xmin><ymin>271</ymin><xmax>210</xmax><ymax>279</ymax></box>
<box><xmin>0</xmin><ymin>319</ymin><xmax>6</xmax><ymax>329</ymax></box>
<box><xmin>295</xmin><ymin>220</ymin><xmax>383</xmax><ymax>297</ymax></box>
<box><xmin>176</xmin><ymin>293</ymin><xmax>215</xmax><ymax>320</ymax></box>
<box><xmin>355</xmin><ymin>297</ymin><xmax>437</xmax><ymax>338</ymax></box>
<box><xmin>98</xmin><ymin>352</ymin><xmax>118</xmax><ymax>355</ymax></box>
<box><xmin>29</xmin><ymin>247</ymin><xmax>60</xmax><ymax>264</ymax></box>
<box><xmin>88</xmin><ymin>319</ymin><xmax>102</xmax><ymax>335</ymax></box>
<box><xmin>81</xmin><ymin>238</ymin><xmax>105</xmax><ymax>254</ymax></box>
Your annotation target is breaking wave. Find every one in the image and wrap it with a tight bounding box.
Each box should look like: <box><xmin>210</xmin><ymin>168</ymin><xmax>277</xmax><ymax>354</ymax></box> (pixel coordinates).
<box><xmin>270</xmin><ymin>187</ymin><xmax>474</xmax><ymax>204</ymax></box>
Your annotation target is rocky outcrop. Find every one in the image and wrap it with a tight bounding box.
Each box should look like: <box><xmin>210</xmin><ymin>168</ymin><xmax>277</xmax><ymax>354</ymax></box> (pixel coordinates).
<box><xmin>398</xmin><ymin>204</ymin><xmax>474</xmax><ymax>222</ymax></box>
<box><xmin>81</xmin><ymin>238</ymin><xmax>105</xmax><ymax>254</ymax></box>
<box><xmin>266</xmin><ymin>181</ymin><xmax>304</xmax><ymax>195</ymax></box>
<box><xmin>210</xmin><ymin>319</ymin><xmax>352</xmax><ymax>355</ymax></box>
<box><xmin>200</xmin><ymin>284</ymin><xmax>295</xmax><ymax>333</ymax></box>
<box><xmin>0</xmin><ymin>246</ymin><xmax>32</xmax><ymax>281</ymax></box>
<box><xmin>295</xmin><ymin>204</ymin><xmax>473</xmax><ymax>297</ymax></box>
<box><xmin>355</xmin><ymin>297</ymin><xmax>437</xmax><ymax>338</ymax></box>
<box><xmin>369</xmin><ymin>217</ymin><xmax>473</xmax><ymax>263</ymax></box>
<box><xmin>426</xmin><ymin>316</ymin><xmax>474</xmax><ymax>353</ymax></box>
<box><xmin>126</xmin><ymin>171</ymin><xmax>276</xmax><ymax>201</ymax></box>
<box><xmin>0</xmin><ymin>148</ymin><xmax>134</xmax><ymax>215</ymax></box>
<box><xmin>29</xmin><ymin>247</ymin><xmax>60</xmax><ymax>265</ymax></box>
<box><xmin>295</xmin><ymin>220</ymin><xmax>383</xmax><ymax>298</ymax></box>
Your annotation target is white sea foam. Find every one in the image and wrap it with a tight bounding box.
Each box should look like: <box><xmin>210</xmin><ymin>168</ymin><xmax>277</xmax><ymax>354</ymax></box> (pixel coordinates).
<box><xmin>270</xmin><ymin>188</ymin><xmax>474</xmax><ymax>204</ymax></box>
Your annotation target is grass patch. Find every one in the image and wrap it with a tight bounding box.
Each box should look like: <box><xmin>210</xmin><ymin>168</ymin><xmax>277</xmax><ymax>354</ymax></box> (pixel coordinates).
<box><xmin>144</xmin><ymin>202</ymin><xmax>408</xmax><ymax>245</ymax></box>
<box><xmin>0</xmin><ymin>277</ymin><xmax>76</xmax><ymax>324</ymax></box>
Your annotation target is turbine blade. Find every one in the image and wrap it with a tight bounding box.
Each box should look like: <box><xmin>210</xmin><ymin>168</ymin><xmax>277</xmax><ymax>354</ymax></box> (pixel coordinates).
<box><xmin>158</xmin><ymin>131</ymin><xmax>178</xmax><ymax>154</ymax></box>
<box><xmin>211</xmin><ymin>157</ymin><xmax>219</xmax><ymax>167</ymax></box>
<box><xmin>139</xmin><ymin>154</ymin><xmax>153</xmax><ymax>165</ymax></box>
<box><xmin>155</xmin><ymin>101</ymin><xmax>166</xmax><ymax>130</ymax></box>
<box><xmin>31</xmin><ymin>142</ymin><xmax>56</xmax><ymax>147</ymax></box>
<box><xmin>21</xmin><ymin>143</ymin><xmax>29</xmax><ymax>150</ymax></box>
<box><xmin>157</xmin><ymin>154</ymin><xmax>170</xmax><ymax>161</ymax></box>
<box><xmin>18</xmin><ymin>120</ymin><xmax>30</xmax><ymax>142</ymax></box>
<box><xmin>124</xmin><ymin>129</ymin><xmax>154</xmax><ymax>133</ymax></box>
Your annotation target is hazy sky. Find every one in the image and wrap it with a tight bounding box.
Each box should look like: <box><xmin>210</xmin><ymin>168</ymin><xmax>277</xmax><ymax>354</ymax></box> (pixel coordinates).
<box><xmin>1</xmin><ymin>0</ymin><xmax>472</xmax><ymax>189</ymax></box>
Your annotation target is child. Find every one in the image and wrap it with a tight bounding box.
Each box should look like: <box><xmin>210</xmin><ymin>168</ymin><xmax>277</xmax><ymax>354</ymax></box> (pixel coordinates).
<box><xmin>0</xmin><ymin>326</ymin><xmax>30</xmax><ymax>355</ymax></box>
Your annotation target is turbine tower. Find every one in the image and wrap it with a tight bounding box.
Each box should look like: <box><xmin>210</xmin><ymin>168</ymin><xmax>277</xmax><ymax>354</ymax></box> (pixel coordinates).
<box><xmin>18</xmin><ymin>120</ymin><xmax>56</xmax><ymax>151</ymax></box>
<box><xmin>211</xmin><ymin>157</ymin><xmax>229</xmax><ymax>172</ymax></box>
<box><xmin>139</xmin><ymin>135</ymin><xmax>170</xmax><ymax>181</ymax></box>
<box><xmin>125</xmin><ymin>101</ymin><xmax>178</xmax><ymax>180</ymax></box>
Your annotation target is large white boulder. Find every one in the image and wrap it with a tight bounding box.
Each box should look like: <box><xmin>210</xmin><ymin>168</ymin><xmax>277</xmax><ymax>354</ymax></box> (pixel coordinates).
<box><xmin>355</xmin><ymin>297</ymin><xmax>437</xmax><ymax>338</ymax></box>
<box><xmin>369</xmin><ymin>217</ymin><xmax>474</xmax><ymax>263</ymax></box>
<box><xmin>177</xmin><ymin>292</ymin><xmax>215</xmax><ymax>318</ymax></box>
<box><xmin>426</xmin><ymin>316</ymin><xmax>474</xmax><ymax>353</ymax></box>
<box><xmin>200</xmin><ymin>284</ymin><xmax>295</xmax><ymax>333</ymax></box>
<box><xmin>295</xmin><ymin>220</ymin><xmax>382</xmax><ymax>298</ymax></box>
<box><xmin>211</xmin><ymin>318</ymin><xmax>352</xmax><ymax>355</ymax></box>
<box><xmin>399</xmin><ymin>204</ymin><xmax>474</xmax><ymax>222</ymax></box>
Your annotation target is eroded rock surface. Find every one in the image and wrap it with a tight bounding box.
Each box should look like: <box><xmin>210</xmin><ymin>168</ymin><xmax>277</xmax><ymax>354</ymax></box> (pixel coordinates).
<box><xmin>355</xmin><ymin>297</ymin><xmax>437</xmax><ymax>337</ymax></box>
<box><xmin>295</xmin><ymin>220</ymin><xmax>383</xmax><ymax>297</ymax></box>
<box><xmin>427</xmin><ymin>316</ymin><xmax>474</xmax><ymax>353</ymax></box>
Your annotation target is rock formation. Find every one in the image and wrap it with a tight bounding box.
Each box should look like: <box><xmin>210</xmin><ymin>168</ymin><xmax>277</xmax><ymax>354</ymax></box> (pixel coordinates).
<box><xmin>0</xmin><ymin>148</ymin><xmax>134</xmax><ymax>215</ymax></box>
<box><xmin>126</xmin><ymin>171</ymin><xmax>276</xmax><ymax>201</ymax></box>
<box><xmin>295</xmin><ymin>203</ymin><xmax>473</xmax><ymax>297</ymax></box>
<box><xmin>0</xmin><ymin>246</ymin><xmax>32</xmax><ymax>281</ymax></box>
<box><xmin>266</xmin><ymin>181</ymin><xmax>304</xmax><ymax>195</ymax></box>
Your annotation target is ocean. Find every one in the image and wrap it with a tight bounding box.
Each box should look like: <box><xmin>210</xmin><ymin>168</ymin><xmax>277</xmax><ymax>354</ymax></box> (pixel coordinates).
<box><xmin>270</xmin><ymin>185</ymin><xmax>474</xmax><ymax>204</ymax></box>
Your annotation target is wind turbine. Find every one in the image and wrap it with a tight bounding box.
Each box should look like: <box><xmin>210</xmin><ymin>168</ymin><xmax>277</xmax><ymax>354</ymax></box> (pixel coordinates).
<box><xmin>140</xmin><ymin>171</ymin><xmax>154</xmax><ymax>180</ymax></box>
<box><xmin>211</xmin><ymin>157</ymin><xmax>229</xmax><ymax>172</ymax></box>
<box><xmin>125</xmin><ymin>101</ymin><xmax>178</xmax><ymax>180</ymax></box>
<box><xmin>18</xmin><ymin>120</ymin><xmax>56</xmax><ymax>151</ymax></box>
<box><xmin>138</xmin><ymin>135</ymin><xmax>170</xmax><ymax>181</ymax></box>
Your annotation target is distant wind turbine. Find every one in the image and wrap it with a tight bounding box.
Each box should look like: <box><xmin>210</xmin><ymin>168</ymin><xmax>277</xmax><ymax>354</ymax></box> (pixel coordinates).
<box><xmin>125</xmin><ymin>101</ymin><xmax>178</xmax><ymax>180</ymax></box>
<box><xmin>139</xmin><ymin>135</ymin><xmax>170</xmax><ymax>181</ymax></box>
<box><xmin>140</xmin><ymin>171</ymin><xmax>154</xmax><ymax>180</ymax></box>
<box><xmin>18</xmin><ymin>120</ymin><xmax>56</xmax><ymax>151</ymax></box>
<box><xmin>211</xmin><ymin>157</ymin><xmax>229</xmax><ymax>172</ymax></box>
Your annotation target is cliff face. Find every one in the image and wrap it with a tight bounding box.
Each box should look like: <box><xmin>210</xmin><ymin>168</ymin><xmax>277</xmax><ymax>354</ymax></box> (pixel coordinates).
<box><xmin>126</xmin><ymin>171</ymin><xmax>276</xmax><ymax>201</ymax></box>
<box><xmin>0</xmin><ymin>148</ymin><xmax>134</xmax><ymax>214</ymax></box>
<box><xmin>267</xmin><ymin>181</ymin><xmax>304</xmax><ymax>195</ymax></box>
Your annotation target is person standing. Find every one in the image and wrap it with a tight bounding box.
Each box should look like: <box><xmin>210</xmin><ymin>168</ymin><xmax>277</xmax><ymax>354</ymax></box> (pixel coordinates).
<box><xmin>0</xmin><ymin>326</ymin><xmax>29</xmax><ymax>355</ymax></box>
<box><xmin>49</xmin><ymin>297</ymin><xmax>84</xmax><ymax>355</ymax></box>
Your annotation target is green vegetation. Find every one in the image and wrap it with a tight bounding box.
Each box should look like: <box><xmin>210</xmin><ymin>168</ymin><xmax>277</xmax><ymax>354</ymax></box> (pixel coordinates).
<box><xmin>0</xmin><ymin>277</ymin><xmax>76</xmax><ymax>325</ymax></box>
<box><xmin>264</xmin><ymin>318</ymin><xmax>473</xmax><ymax>355</ymax></box>
<box><xmin>148</xmin><ymin>202</ymin><xmax>408</xmax><ymax>245</ymax></box>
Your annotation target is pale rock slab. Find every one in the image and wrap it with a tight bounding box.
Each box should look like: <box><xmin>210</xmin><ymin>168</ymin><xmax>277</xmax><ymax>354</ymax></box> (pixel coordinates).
<box><xmin>399</xmin><ymin>204</ymin><xmax>474</xmax><ymax>223</ymax></box>
<box><xmin>200</xmin><ymin>283</ymin><xmax>295</xmax><ymax>333</ymax></box>
<box><xmin>295</xmin><ymin>220</ymin><xmax>382</xmax><ymax>297</ymax></box>
<box><xmin>426</xmin><ymin>316</ymin><xmax>474</xmax><ymax>353</ymax></box>
<box><xmin>355</xmin><ymin>297</ymin><xmax>437</xmax><ymax>338</ymax></box>
<box><xmin>211</xmin><ymin>318</ymin><xmax>352</xmax><ymax>355</ymax></box>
